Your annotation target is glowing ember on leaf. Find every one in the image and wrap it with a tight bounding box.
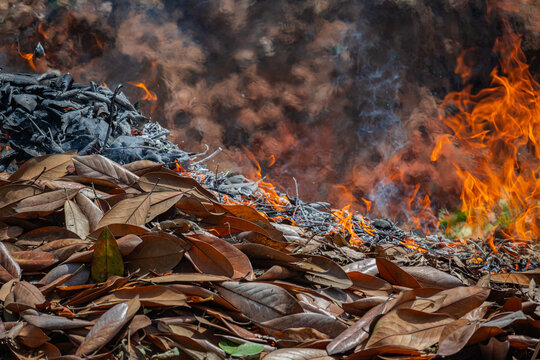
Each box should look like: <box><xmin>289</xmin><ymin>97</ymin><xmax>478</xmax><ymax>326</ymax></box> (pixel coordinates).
<box><xmin>400</xmin><ymin>237</ymin><xmax>427</xmax><ymax>253</ymax></box>
<box><xmin>128</xmin><ymin>82</ymin><xmax>158</xmax><ymax>101</ymax></box>
<box><xmin>433</xmin><ymin>30</ymin><xmax>540</xmax><ymax>242</ymax></box>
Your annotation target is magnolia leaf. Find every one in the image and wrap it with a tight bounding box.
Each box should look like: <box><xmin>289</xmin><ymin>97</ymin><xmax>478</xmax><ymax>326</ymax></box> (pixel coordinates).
<box><xmin>219</xmin><ymin>341</ymin><xmax>264</xmax><ymax>357</ymax></box>
<box><xmin>91</xmin><ymin>227</ymin><xmax>124</xmax><ymax>283</ymax></box>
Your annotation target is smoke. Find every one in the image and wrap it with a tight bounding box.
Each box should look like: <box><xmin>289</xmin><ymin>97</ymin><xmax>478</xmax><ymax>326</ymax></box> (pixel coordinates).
<box><xmin>1</xmin><ymin>0</ymin><xmax>538</xmax><ymax>228</ymax></box>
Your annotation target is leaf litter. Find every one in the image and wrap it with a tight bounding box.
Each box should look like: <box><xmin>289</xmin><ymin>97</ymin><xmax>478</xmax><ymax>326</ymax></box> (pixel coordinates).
<box><xmin>0</xmin><ymin>153</ymin><xmax>538</xmax><ymax>359</ymax></box>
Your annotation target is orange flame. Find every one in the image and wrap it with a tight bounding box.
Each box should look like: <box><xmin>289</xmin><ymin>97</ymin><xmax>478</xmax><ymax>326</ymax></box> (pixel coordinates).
<box><xmin>17</xmin><ymin>43</ymin><xmax>36</xmax><ymax>70</ymax></box>
<box><xmin>434</xmin><ymin>30</ymin><xmax>540</xmax><ymax>242</ymax></box>
<box><xmin>38</xmin><ymin>22</ymin><xmax>49</xmax><ymax>40</ymax></box>
<box><xmin>128</xmin><ymin>82</ymin><xmax>158</xmax><ymax>101</ymax></box>
<box><xmin>243</xmin><ymin>149</ymin><xmax>291</xmax><ymax>212</ymax></box>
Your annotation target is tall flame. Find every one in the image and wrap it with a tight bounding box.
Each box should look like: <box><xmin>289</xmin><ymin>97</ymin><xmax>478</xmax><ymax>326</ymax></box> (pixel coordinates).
<box><xmin>432</xmin><ymin>30</ymin><xmax>540</xmax><ymax>241</ymax></box>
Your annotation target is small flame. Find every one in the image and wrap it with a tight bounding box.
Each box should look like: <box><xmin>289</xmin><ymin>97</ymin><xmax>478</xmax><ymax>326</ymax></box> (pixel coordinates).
<box><xmin>128</xmin><ymin>82</ymin><xmax>158</xmax><ymax>101</ymax></box>
<box><xmin>38</xmin><ymin>22</ymin><xmax>49</xmax><ymax>40</ymax></box>
<box><xmin>268</xmin><ymin>154</ymin><xmax>276</xmax><ymax>167</ymax></box>
<box><xmin>17</xmin><ymin>42</ymin><xmax>36</xmax><ymax>70</ymax></box>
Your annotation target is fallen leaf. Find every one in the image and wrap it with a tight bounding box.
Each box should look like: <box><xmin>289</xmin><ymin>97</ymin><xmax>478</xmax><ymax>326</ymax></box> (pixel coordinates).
<box><xmin>376</xmin><ymin>258</ymin><xmax>421</xmax><ymax>289</ymax></box>
<box><xmin>75</xmin><ymin>192</ymin><xmax>103</xmax><ymax>231</ymax></box>
<box><xmin>16</xmin><ymin>188</ymin><xmax>78</xmax><ymax>214</ymax></box>
<box><xmin>146</xmin><ymin>191</ymin><xmax>183</xmax><ymax>222</ymax></box>
<box><xmin>76</xmin><ymin>297</ymin><xmax>140</xmax><ymax>356</ymax></box>
<box><xmin>11</xmin><ymin>251</ymin><xmax>58</xmax><ymax>271</ymax></box>
<box><xmin>94</xmin><ymin>285</ymin><xmax>186</xmax><ymax>307</ymax></box>
<box><xmin>262</xmin><ymin>348</ymin><xmax>334</xmax><ymax>359</ymax></box>
<box><xmin>366</xmin><ymin>308</ymin><xmax>453</xmax><ymax>350</ymax></box>
<box><xmin>0</xmin><ymin>242</ymin><xmax>22</xmax><ymax>282</ymax></box>
<box><xmin>124</xmin><ymin>234</ymin><xmax>185</xmax><ymax>274</ymax></box>
<box><xmin>138</xmin><ymin>171</ymin><xmax>215</xmax><ymax>201</ymax></box>
<box><xmin>91</xmin><ymin>227</ymin><xmax>124</xmax><ymax>283</ymax></box>
<box><xmin>16</xmin><ymin>325</ymin><xmax>50</xmax><ymax>348</ymax></box>
<box><xmin>187</xmin><ymin>232</ymin><xmax>253</xmax><ymax>280</ymax></box>
<box><xmin>64</xmin><ymin>199</ymin><xmax>90</xmax><ymax>239</ymax></box>
<box><xmin>327</xmin><ymin>292</ymin><xmax>415</xmax><ymax>355</ymax></box>
<box><xmin>185</xmin><ymin>237</ymin><xmax>234</xmax><ymax>277</ymax></box>
<box><xmin>402</xmin><ymin>266</ymin><xmax>463</xmax><ymax>289</ymax></box>
<box><xmin>261</xmin><ymin>313</ymin><xmax>347</xmax><ymax>338</ymax></box>
<box><xmin>216</xmin><ymin>281</ymin><xmax>303</xmax><ymax>322</ymax></box>
<box><xmin>436</xmin><ymin>286</ymin><xmax>490</xmax><ymax>318</ymax></box>
<box><xmin>97</xmin><ymin>194</ymin><xmax>151</xmax><ymax>228</ymax></box>
<box><xmin>73</xmin><ymin>155</ymin><xmax>139</xmax><ymax>187</ymax></box>
<box><xmin>9</xmin><ymin>153</ymin><xmax>74</xmax><ymax>181</ymax></box>
<box><xmin>21</xmin><ymin>309</ymin><xmax>93</xmax><ymax>330</ymax></box>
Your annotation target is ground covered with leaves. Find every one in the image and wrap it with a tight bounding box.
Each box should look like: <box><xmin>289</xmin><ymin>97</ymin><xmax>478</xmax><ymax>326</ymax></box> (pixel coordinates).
<box><xmin>0</xmin><ymin>153</ymin><xmax>539</xmax><ymax>359</ymax></box>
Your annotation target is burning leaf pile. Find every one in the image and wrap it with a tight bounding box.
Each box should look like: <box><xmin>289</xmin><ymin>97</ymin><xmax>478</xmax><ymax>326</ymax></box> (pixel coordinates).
<box><xmin>0</xmin><ymin>150</ymin><xmax>538</xmax><ymax>359</ymax></box>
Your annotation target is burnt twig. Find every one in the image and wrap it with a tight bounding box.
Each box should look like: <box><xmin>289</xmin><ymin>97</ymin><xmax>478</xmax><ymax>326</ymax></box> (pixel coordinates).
<box><xmin>100</xmin><ymin>84</ymin><xmax>123</xmax><ymax>154</ymax></box>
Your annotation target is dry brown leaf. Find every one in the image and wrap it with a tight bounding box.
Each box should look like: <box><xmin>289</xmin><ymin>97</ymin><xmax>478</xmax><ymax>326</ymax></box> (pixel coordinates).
<box><xmin>187</xmin><ymin>232</ymin><xmax>253</xmax><ymax>280</ymax></box>
<box><xmin>64</xmin><ymin>199</ymin><xmax>90</xmax><ymax>240</ymax></box>
<box><xmin>376</xmin><ymin>258</ymin><xmax>421</xmax><ymax>289</ymax></box>
<box><xmin>11</xmin><ymin>251</ymin><xmax>58</xmax><ymax>271</ymax></box>
<box><xmin>97</xmin><ymin>194</ymin><xmax>151</xmax><ymax>228</ymax></box>
<box><xmin>216</xmin><ymin>281</ymin><xmax>304</xmax><ymax>322</ymax></box>
<box><xmin>0</xmin><ymin>242</ymin><xmax>22</xmax><ymax>282</ymax></box>
<box><xmin>94</xmin><ymin>285</ymin><xmax>187</xmax><ymax>307</ymax></box>
<box><xmin>0</xmin><ymin>184</ymin><xmax>43</xmax><ymax>214</ymax></box>
<box><xmin>75</xmin><ymin>192</ymin><xmax>103</xmax><ymax>231</ymax></box>
<box><xmin>73</xmin><ymin>155</ymin><xmax>139</xmax><ymax>187</ymax></box>
<box><xmin>9</xmin><ymin>153</ymin><xmax>74</xmax><ymax>181</ymax></box>
<box><xmin>185</xmin><ymin>237</ymin><xmax>235</xmax><ymax>277</ymax></box>
<box><xmin>16</xmin><ymin>188</ymin><xmax>78</xmax><ymax>214</ymax></box>
<box><xmin>262</xmin><ymin>348</ymin><xmax>334</xmax><ymax>359</ymax></box>
<box><xmin>76</xmin><ymin>297</ymin><xmax>140</xmax><ymax>356</ymax></box>
<box><xmin>125</xmin><ymin>234</ymin><xmax>185</xmax><ymax>274</ymax></box>
<box><xmin>146</xmin><ymin>191</ymin><xmax>183</xmax><ymax>222</ymax></box>
<box><xmin>138</xmin><ymin>171</ymin><xmax>215</xmax><ymax>201</ymax></box>
<box><xmin>366</xmin><ymin>308</ymin><xmax>454</xmax><ymax>350</ymax></box>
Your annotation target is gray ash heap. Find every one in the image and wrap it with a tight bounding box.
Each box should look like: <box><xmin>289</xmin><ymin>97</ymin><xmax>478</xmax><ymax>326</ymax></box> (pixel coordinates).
<box><xmin>0</xmin><ymin>71</ymin><xmax>191</xmax><ymax>172</ymax></box>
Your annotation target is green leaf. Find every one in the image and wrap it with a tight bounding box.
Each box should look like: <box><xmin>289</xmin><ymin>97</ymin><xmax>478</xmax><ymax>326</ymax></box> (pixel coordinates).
<box><xmin>219</xmin><ymin>341</ymin><xmax>264</xmax><ymax>357</ymax></box>
<box><xmin>91</xmin><ymin>227</ymin><xmax>124</xmax><ymax>282</ymax></box>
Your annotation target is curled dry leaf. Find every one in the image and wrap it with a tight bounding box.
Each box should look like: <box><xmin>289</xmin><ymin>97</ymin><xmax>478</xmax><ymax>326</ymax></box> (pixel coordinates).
<box><xmin>185</xmin><ymin>237</ymin><xmax>234</xmax><ymax>277</ymax></box>
<box><xmin>76</xmin><ymin>297</ymin><xmax>140</xmax><ymax>356</ymax></box>
<box><xmin>9</xmin><ymin>153</ymin><xmax>74</xmax><ymax>181</ymax></box>
<box><xmin>376</xmin><ymin>258</ymin><xmax>421</xmax><ymax>289</ymax></box>
<box><xmin>12</xmin><ymin>281</ymin><xmax>46</xmax><ymax>308</ymax></box>
<box><xmin>93</xmin><ymin>285</ymin><xmax>187</xmax><ymax>307</ymax></box>
<box><xmin>366</xmin><ymin>308</ymin><xmax>454</xmax><ymax>350</ymax></box>
<box><xmin>261</xmin><ymin>313</ymin><xmax>348</xmax><ymax>338</ymax></box>
<box><xmin>11</xmin><ymin>251</ymin><xmax>58</xmax><ymax>271</ymax></box>
<box><xmin>0</xmin><ymin>242</ymin><xmax>22</xmax><ymax>282</ymax></box>
<box><xmin>75</xmin><ymin>192</ymin><xmax>103</xmax><ymax>231</ymax></box>
<box><xmin>64</xmin><ymin>199</ymin><xmax>90</xmax><ymax>240</ymax></box>
<box><xmin>138</xmin><ymin>171</ymin><xmax>215</xmax><ymax>201</ymax></box>
<box><xmin>22</xmin><ymin>309</ymin><xmax>93</xmax><ymax>330</ymax></box>
<box><xmin>16</xmin><ymin>188</ymin><xmax>78</xmax><ymax>214</ymax></box>
<box><xmin>187</xmin><ymin>232</ymin><xmax>253</xmax><ymax>280</ymax></box>
<box><xmin>73</xmin><ymin>155</ymin><xmax>139</xmax><ymax>187</ymax></box>
<box><xmin>216</xmin><ymin>281</ymin><xmax>304</xmax><ymax>322</ymax></box>
<box><xmin>403</xmin><ymin>266</ymin><xmax>463</xmax><ymax>289</ymax></box>
<box><xmin>262</xmin><ymin>348</ymin><xmax>335</xmax><ymax>359</ymax></box>
<box><xmin>124</xmin><ymin>234</ymin><xmax>185</xmax><ymax>274</ymax></box>
<box><xmin>97</xmin><ymin>194</ymin><xmax>151</xmax><ymax>228</ymax></box>
<box><xmin>0</xmin><ymin>184</ymin><xmax>43</xmax><ymax>214</ymax></box>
